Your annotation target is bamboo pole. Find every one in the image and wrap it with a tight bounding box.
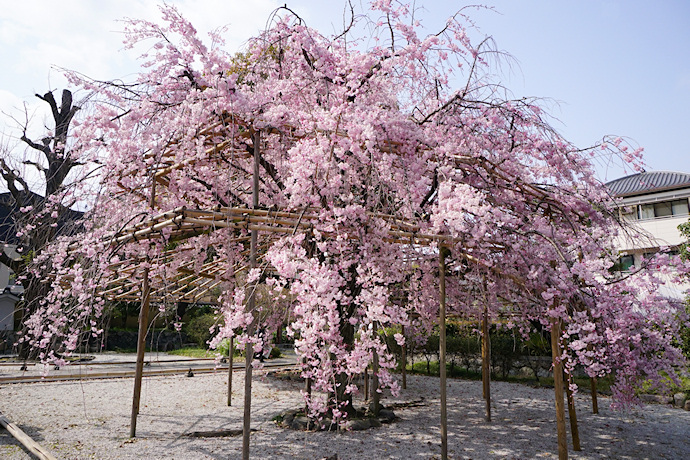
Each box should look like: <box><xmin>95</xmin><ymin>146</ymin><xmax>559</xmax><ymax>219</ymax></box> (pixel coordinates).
<box><xmin>401</xmin><ymin>324</ymin><xmax>407</xmax><ymax>390</ymax></box>
<box><xmin>242</xmin><ymin>129</ymin><xmax>260</xmax><ymax>460</ymax></box>
<box><xmin>481</xmin><ymin>306</ymin><xmax>491</xmax><ymax>422</ymax></box>
<box><xmin>227</xmin><ymin>335</ymin><xmax>234</xmax><ymax>406</ymax></box>
<box><xmin>129</xmin><ymin>174</ymin><xmax>156</xmax><ymax>439</ymax></box>
<box><xmin>590</xmin><ymin>377</ymin><xmax>599</xmax><ymax>414</ymax></box>
<box><xmin>0</xmin><ymin>413</ymin><xmax>57</xmax><ymax>460</ymax></box>
<box><xmin>439</xmin><ymin>246</ymin><xmax>448</xmax><ymax>460</ymax></box>
<box><xmin>550</xmin><ymin>318</ymin><xmax>568</xmax><ymax>460</ymax></box>
<box><xmin>565</xmin><ymin>372</ymin><xmax>581</xmax><ymax>451</ymax></box>
<box><xmin>129</xmin><ymin>267</ymin><xmax>151</xmax><ymax>438</ymax></box>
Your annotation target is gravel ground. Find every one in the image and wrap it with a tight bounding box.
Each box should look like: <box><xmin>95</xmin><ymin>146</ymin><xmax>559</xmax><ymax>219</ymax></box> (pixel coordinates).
<box><xmin>1</xmin><ymin>364</ymin><xmax>690</xmax><ymax>459</ymax></box>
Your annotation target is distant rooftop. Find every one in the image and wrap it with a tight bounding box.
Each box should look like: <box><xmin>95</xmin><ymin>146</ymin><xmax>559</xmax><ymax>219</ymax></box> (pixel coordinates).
<box><xmin>606</xmin><ymin>171</ymin><xmax>690</xmax><ymax>197</ymax></box>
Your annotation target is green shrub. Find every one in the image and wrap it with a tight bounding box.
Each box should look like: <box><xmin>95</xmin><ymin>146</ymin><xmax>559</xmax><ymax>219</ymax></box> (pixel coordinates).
<box><xmin>183</xmin><ymin>313</ymin><xmax>219</xmax><ymax>347</ymax></box>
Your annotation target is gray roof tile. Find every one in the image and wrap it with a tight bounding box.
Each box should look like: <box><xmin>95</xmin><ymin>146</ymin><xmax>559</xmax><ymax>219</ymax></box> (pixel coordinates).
<box><xmin>605</xmin><ymin>171</ymin><xmax>690</xmax><ymax>197</ymax></box>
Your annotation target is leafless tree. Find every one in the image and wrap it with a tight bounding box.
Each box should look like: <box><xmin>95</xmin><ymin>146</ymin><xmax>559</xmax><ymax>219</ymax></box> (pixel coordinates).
<box><xmin>0</xmin><ymin>89</ymin><xmax>85</xmax><ymax>357</ymax></box>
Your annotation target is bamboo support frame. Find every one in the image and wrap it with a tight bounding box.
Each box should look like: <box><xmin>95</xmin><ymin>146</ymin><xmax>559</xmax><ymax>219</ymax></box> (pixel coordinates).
<box><xmin>55</xmin><ymin>110</ymin><xmax>592</xmax><ymax>460</ymax></box>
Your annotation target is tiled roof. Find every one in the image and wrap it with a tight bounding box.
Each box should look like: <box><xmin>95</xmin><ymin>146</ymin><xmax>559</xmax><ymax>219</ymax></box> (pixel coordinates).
<box><xmin>605</xmin><ymin>171</ymin><xmax>690</xmax><ymax>197</ymax></box>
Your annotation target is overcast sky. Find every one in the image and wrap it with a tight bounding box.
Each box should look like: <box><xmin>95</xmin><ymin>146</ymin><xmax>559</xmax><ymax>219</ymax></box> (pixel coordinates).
<box><xmin>1</xmin><ymin>0</ymin><xmax>688</xmax><ymax>183</ymax></box>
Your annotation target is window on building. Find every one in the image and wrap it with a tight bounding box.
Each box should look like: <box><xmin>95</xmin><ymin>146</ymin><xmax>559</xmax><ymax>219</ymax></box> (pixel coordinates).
<box><xmin>633</xmin><ymin>198</ymin><xmax>690</xmax><ymax>220</ymax></box>
<box><xmin>620</xmin><ymin>207</ymin><xmax>637</xmax><ymax>221</ymax></box>
<box><xmin>655</xmin><ymin>202</ymin><xmax>673</xmax><ymax>217</ymax></box>
<box><xmin>672</xmin><ymin>199</ymin><xmax>689</xmax><ymax>216</ymax></box>
<box><xmin>639</xmin><ymin>204</ymin><xmax>655</xmax><ymax>219</ymax></box>
<box><xmin>618</xmin><ymin>254</ymin><xmax>635</xmax><ymax>271</ymax></box>
<box><xmin>642</xmin><ymin>251</ymin><xmax>657</xmax><ymax>260</ymax></box>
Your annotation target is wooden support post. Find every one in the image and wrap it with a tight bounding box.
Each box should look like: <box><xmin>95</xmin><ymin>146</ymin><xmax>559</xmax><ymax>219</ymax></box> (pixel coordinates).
<box><xmin>242</xmin><ymin>129</ymin><xmax>261</xmax><ymax>460</ymax></box>
<box><xmin>0</xmin><ymin>413</ymin><xmax>57</xmax><ymax>460</ymax></box>
<box><xmin>364</xmin><ymin>367</ymin><xmax>369</xmax><ymax>401</ymax></box>
<box><xmin>129</xmin><ymin>267</ymin><xmax>151</xmax><ymax>438</ymax></box>
<box><xmin>481</xmin><ymin>306</ymin><xmax>491</xmax><ymax>422</ymax></box>
<box><xmin>551</xmin><ymin>318</ymin><xmax>568</xmax><ymax>460</ymax></box>
<box><xmin>372</xmin><ymin>322</ymin><xmax>380</xmax><ymax>416</ymax></box>
<box><xmin>242</xmin><ymin>340</ymin><xmax>253</xmax><ymax>460</ymax></box>
<box><xmin>565</xmin><ymin>372</ymin><xmax>581</xmax><ymax>451</ymax></box>
<box><xmin>401</xmin><ymin>324</ymin><xmax>407</xmax><ymax>390</ymax></box>
<box><xmin>227</xmin><ymin>335</ymin><xmax>234</xmax><ymax>406</ymax></box>
<box><xmin>590</xmin><ymin>377</ymin><xmax>599</xmax><ymax>414</ymax></box>
<box><xmin>439</xmin><ymin>246</ymin><xmax>448</xmax><ymax>460</ymax></box>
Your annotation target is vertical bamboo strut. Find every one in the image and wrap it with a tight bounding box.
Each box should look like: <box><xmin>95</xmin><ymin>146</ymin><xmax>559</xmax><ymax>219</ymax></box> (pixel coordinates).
<box><xmin>439</xmin><ymin>246</ymin><xmax>448</xmax><ymax>460</ymax></box>
<box><xmin>551</xmin><ymin>318</ymin><xmax>568</xmax><ymax>460</ymax></box>
<box><xmin>481</xmin><ymin>306</ymin><xmax>491</xmax><ymax>422</ymax></box>
<box><xmin>130</xmin><ymin>178</ymin><xmax>158</xmax><ymax>438</ymax></box>
<box><xmin>372</xmin><ymin>322</ymin><xmax>380</xmax><ymax>416</ymax></box>
<box><xmin>401</xmin><ymin>324</ymin><xmax>407</xmax><ymax>390</ymax></box>
<box><xmin>130</xmin><ymin>173</ymin><xmax>158</xmax><ymax>438</ymax></box>
<box><xmin>227</xmin><ymin>336</ymin><xmax>234</xmax><ymax>406</ymax></box>
<box><xmin>565</xmin><ymin>372</ymin><xmax>581</xmax><ymax>451</ymax></box>
<box><xmin>242</xmin><ymin>130</ymin><xmax>261</xmax><ymax>460</ymax></box>
<box><xmin>590</xmin><ymin>377</ymin><xmax>599</xmax><ymax>414</ymax></box>
<box><xmin>129</xmin><ymin>267</ymin><xmax>150</xmax><ymax>438</ymax></box>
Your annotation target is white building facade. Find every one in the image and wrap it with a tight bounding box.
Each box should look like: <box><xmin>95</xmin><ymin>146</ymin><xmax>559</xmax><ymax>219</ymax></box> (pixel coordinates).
<box><xmin>607</xmin><ymin>171</ymin><xmax>690</xmax><ymax>298</ymax></box>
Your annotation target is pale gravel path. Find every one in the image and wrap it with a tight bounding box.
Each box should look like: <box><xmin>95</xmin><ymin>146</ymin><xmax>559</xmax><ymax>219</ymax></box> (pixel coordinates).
<box><xmin>1</xmin><ymin>368</ymin><xmax>690</xmax><ymax>459</ymax></box>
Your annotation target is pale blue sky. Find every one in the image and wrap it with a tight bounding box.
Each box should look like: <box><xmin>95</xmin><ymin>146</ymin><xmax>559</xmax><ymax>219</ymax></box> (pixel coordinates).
<box><xmin>1</xmin><ymin>0</ymin><xmax>688</xmax><ymax>184</ymax></box>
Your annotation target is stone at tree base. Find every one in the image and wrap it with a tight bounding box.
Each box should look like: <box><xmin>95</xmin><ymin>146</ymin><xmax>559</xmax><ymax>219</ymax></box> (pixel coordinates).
<box><xmin>290</xmin><ymin>416</ymin><xmax>311</xmax><ymax>431</ymax></box>
<box><xmin>684</xmin><ymin>400</ymin><xmax>690</xmax><ymax>411</ymax></box>
<box><xmin>369</xmin><ymin>418</ymin><xmax>382</xmax><ymax>428</ymax></box>
<box><xmin>639</xmin><ymin>394</ymin><xmax>673</xmax><ymax>405</ymax></box>
<box><xmin>673</xmin><ymin>393</ymin><xmax>686</xmax><ymax>408</ymax></box>
<box><xmin>378</xmin><ymin>409</ymin><xmax>396</xmax><ymax>423</ymax></box>
<box><xmin>345</xmin><ymin>419</ymin><xmax>373</xmax><ymax>431</ymax></box>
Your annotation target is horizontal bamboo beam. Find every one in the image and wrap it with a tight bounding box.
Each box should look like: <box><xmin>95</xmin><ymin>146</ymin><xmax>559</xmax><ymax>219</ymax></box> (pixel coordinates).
<box><xmin>0</xmin><ymin>412</ymin><xmax>57</xmax><ymax>460</ymax></box>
